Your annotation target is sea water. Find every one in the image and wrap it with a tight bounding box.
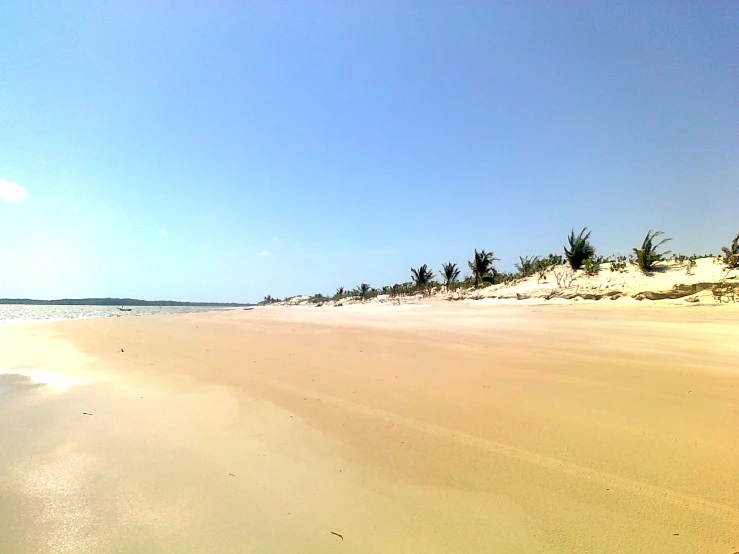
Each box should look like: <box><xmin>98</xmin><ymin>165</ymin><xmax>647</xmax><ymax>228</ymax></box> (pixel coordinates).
<box><xmin>0</xmin><ymin>304</ymin><xmax>234</xmax><ymax>324</ymax></box>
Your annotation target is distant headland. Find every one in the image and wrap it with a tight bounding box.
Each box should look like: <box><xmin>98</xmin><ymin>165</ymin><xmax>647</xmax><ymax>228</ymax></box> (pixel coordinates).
<box><xmin>0</xmin><ymin>298</ymin><xmax>253</xmax><ymax>307</ymax></box>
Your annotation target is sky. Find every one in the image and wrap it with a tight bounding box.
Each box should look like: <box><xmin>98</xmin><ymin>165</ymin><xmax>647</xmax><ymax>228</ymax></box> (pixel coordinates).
<box><xmin>1</xmin><ymin>2</ymin><xmax>737</xmax><ymax>302</ymax></box>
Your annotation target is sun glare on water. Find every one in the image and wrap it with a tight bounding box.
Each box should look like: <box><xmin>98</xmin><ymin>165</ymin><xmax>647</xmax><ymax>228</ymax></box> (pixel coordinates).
<box><xmin>0</xmin><ymin>369</ymin><xmax>90</xmax><ymax>392</ymax></box>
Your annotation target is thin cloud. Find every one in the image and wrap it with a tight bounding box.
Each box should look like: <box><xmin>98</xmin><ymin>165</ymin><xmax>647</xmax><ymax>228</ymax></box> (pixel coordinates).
<box><xmin>259</xmin><ymin>250</ymin><xmax>270</xmax><ymax>256</ymax></box>
<box><xmin>159</xmin><ymin>229</ymin><xmax>168</xmax><ymax>238</ymax></box>
<box><xmin>271</xmin><ymin>237</ymin><xmax>282</xmax><ymax>242</ymax></box>
<box><xmin>0</xmin><ymin>179</ymin><xmax>29</xmax><ymax>203</ymax></box>
<box><xmin>74</xmin><ymin>205</ymin><xmax>82</xmax><ymax>214</ymax></box>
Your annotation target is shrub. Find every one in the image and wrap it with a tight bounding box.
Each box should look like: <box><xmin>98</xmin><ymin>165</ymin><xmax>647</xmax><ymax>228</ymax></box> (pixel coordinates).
<box><xmin>685</xmin><ymin>256</ymin><xmax>697</xmax><ymax>275</ymax></box>
<box><xmin>515</xmin><ymin>256</ymin><xmax>539</xmax><ymax>278</ymax></box>
<box><xmin>564</xmin><ymin>228</ymin><xmax>596</xmax><ymax>270</ymax></box>
<box><xmin>582</xmin><ymin>257</ymin><xmax>600</xmax><ymax>276</ymax></box>
<box><xmin>554</xmin><ymin>268</ymin><xmax>575</xmax><ymax>288</ymax></box>
<box><xmin>712</xmin><ymin>281</ymin><xmax>738</xmax><ymax>304</ymax></box>
<box><xmin>610</xmin><ymin>255</ymin><xmax>627</xmax><ymax>273</ymax></box>
<box><xmin>497</xmin><ymin>272</ymin><xmax>519</xmax><ymax>285</ymax></box>
<box><xmin>673</xmin><ymin>254</ymin><xmax>688</xmax><ymax>264</ymax></box>
<box><xmin>354</xmin><ymin>283</ymin><xmax>373</xmax><ymax>300</ymax></box>
<box><xmin>721</xmin><ymin>233</ymin><xmax>739</xmax><ymax>268</ymax></box>
<box><xmin>633</xmin><ymin>230</ymin><xmax>671</xmax><ymax>273</ymax></box>
<box><xmin>533</xmin><ymin>253</ymin><xmax>565</xmax><ymax>282</ymax></box>
<box><xmin>543</xmin><ymin>253</ymin><xmax>566</xmax><ymax>267</ymax></box>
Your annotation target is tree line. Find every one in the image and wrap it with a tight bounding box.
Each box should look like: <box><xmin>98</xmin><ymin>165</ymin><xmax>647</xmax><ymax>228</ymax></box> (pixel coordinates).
<box><xmin>261</xmin><ymin>229</ymin><xmax>739</xmax><ymax>304</ymax></box>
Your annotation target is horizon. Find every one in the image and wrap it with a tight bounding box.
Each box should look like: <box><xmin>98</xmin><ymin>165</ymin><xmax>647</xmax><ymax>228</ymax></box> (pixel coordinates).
<box><xmin>2</xmin><ymin>3</ymin><xmax>737</xmax><ymax>303</ymax></box>
<box><xmin>0</xmin><ymin>296</ymin><xmax>251</xmax><ymax>305</ymax></box>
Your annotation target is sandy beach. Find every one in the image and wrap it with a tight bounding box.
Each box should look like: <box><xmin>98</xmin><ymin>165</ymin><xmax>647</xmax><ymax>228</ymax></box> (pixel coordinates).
<box><xmin>1</xmin><ymin>303</ymin><xmax>738</xmax><ymax>553</ymax></box>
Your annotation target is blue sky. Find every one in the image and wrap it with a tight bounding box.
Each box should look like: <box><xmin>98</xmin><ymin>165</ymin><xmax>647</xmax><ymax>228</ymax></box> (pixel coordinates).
<box><xmin>1</xmin><ymin>2</ymin><xmax>737</xmax><ymax>302</ymax></box>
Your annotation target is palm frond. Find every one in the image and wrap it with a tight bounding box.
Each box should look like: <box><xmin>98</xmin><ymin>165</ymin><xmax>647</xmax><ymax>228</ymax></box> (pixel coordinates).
<box><xmin>410</xmin><ymin>264</ymin><xmax>435</xmax><ymax>287</ymax></box>
<box><xmin>515</xmin><ymin>256</ymin><xmax>540</xmax><ymax>277</ymax></box>
<box><xmin>633</xmin><ymin>230</ymin><xmax>671</xmax><ymax>272</ymax></box>
<box><xmin>563</xmin><ymin>227</ymin><xmax>596</xmax><ymax>270</ymax></box>
<box><xmin>721</xmin><ymin>232</ymin><xmax>739</xmax><ymax>268</ymax></box>
<box><xmin>439</xmin><ymin>262</ymin><xmax>460</xmax><ymax>288</ymax></box>
<box><xmin>467</xmin><ymin>249</ymin><xmax>499</xmax><ymax>288</ymax></box>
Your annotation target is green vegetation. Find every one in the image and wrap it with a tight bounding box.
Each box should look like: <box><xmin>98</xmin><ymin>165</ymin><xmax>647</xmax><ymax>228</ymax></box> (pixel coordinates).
<box><xmin>564</xmin><ymin>228</ymin><xmax>595</xmax><ymax>270</ymax></box>
<box><xmin>712</xmin><ymin>281</ymin><xmax>738</xmax><ymax>303</ymax></box>
<box><xmin>263</xmin><ymin>226</ymin><xmax>739</xmax><ymax>306</ymax></box>
<box><xmin>534</xmin><ymin>254</ymin><xmax>566</xmax><ymax>282</ymax></box>
<box><xmin>609</xmin><ymin>255</ymin><xmax>627</xmax><ymax>273</ymax></box>
<box><xmin>721</xmin><ymin>232</ymin><xmax>739</xmax><ymax>268</ymax></box>
<box><xmin>497</xmin><ymin>272</ymin><xmax>520</xmax><ymax>285</ymax></box>
<box><xmin>410</xmin><ymin>264</ymin><xmax>436</xmax><ymax>287</ymax></box>
<box><xmin>306</xmin><ymin>293</ymin><xmax>328</xmax><ymax>304</ymax></box>
<box><xmin>543</xmin><ymin>253</ymin><xmax>566</xmax><ymax>267</ymax></box>
<box><xmin>582</xmin><ymin>257</ymin><xmax>600</xmax><ymax>276</ymax></box>
<box><xmin>633</xmin><ymin>230</ymin><xmax>671</xmax><ymax>272</ymax></box>
<box><xmin>515</xmin><ymin>256</ymin><xmax>539</xmax><ymax>278</ymax></box>
<box><xmin>440</xmin><ymin>262</ymin><xmax>460</xmax><ymax>289</ymax></box>
<box><xmin>468</xmin><ymin>250</ymin><xmax>498</xmax><ymax>288</ymax></box>
<box><xmin>356</xmin><ymin>283</ymin><xmax>372</xmax><ymax>300</ymax></box>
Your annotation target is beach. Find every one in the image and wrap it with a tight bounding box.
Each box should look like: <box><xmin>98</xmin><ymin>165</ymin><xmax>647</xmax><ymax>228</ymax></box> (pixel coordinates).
<box><xmin>1</xmin><ymin>303</ymin><xmax>738</xmax><ymax>553</ymax></box>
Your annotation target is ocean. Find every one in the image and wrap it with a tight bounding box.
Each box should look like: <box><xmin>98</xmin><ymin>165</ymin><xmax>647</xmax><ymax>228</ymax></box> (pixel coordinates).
<box><xmin>0</xmin><ymin>304</ymin><xmax>234</xmax><ymax>324</ymax></box>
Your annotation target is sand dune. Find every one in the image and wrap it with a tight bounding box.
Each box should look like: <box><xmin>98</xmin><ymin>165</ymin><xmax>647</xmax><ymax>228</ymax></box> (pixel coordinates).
<box><xmin>285</xmin><ymin>256</ymin><xmax>739</xmax><ymax>307</ymax></box>
<box><xmin>1</xmin><ymin>303</ymin><xmax>738</xmax><ymax>552</ymax></box>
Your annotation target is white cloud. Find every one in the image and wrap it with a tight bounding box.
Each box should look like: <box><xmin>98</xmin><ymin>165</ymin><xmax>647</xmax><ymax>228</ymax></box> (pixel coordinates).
<box><xmin>259</xmin><ymin>250</ymin><xmax>269</xmax><ymax>256</ymax></box>
<box><xmin>74</xmin><ymin>205</ymin><xmax>82</xmax><ymax>214</ymax></box>
<box><xmin>0</xmin><ymin>179</ymin><xmax>29</xmax><ymax>203</ymax></box>
<box><xmin>159</xmin><ymin>229</ymin><xmax>168</xmax><ymax>237</ymax></box>
<box><xmin>271</xmin><ymin>236</ymin><xmax>282</xmax><ymax>242</ymax></box>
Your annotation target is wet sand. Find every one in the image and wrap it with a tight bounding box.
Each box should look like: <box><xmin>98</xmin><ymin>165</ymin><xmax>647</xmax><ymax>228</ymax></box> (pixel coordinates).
<box><xmin>1</xmin><ymin>303</ymin><xmax>738</xmax><ymax>553</ymax></box>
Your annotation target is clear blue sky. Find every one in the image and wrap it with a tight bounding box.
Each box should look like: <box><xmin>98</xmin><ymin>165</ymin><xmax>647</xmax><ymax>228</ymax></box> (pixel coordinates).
<box><xmin>1</xmin><ymin>2</ymin><xmax>737</xmax><ymax>302</ymax></box>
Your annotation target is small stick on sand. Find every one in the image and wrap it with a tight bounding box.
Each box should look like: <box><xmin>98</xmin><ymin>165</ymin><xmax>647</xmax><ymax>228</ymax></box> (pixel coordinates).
<box><xmin>331</xmin><ymin>531</ymin><xmax>343</xmax><ymax>540</ymax></box>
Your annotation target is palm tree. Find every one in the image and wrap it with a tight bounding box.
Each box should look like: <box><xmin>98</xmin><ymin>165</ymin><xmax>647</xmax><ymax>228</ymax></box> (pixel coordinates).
<box><xmin>357</xmin><ymin>283</ymin><xmax>371</xmax><ymax>299</ymax></box>
<box><xmin>515</xmin><ymin>256</ymin><xmax>539</xmax><ymax>277</ymax></box>
<box><xmin>335</xmin><ymin>286</ymin><xmax>346</xmax><ymax>297</ymax></box>
<box><xmin>564</xmin><ymin>228</ymin><xmax>596</xmax><ymax>270</ymax></box>
<box><xmin>721</xmin><ymin>232</ymin><xmax>739</xmax><ymax>268</ymax></box>
<box><xmin>410</xmin><ymin>264</ymin><xmax>435</xmax><ymax>287</ymax></box>
<box><xmin>633</xmin><ymin>230</ymin><xmax>671</xmax><ymax>272</ymax></box>
<box><xmin>439</xmin><ymin>262</ymin><xmax>460</xmax><ymax>289</ymax></box>
<box><xmin>467</xmin><ymin>249</ymin><xmax>499</xmax><ymax>288</ymax></box>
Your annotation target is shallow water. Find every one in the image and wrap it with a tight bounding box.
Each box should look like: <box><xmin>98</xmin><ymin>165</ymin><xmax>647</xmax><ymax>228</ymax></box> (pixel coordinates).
<box><xmin>0</xmin><ymin>373</ymin><xmax>43</xmax><ymax>395</ymax></box>
<box><xmin>0</xmin><ymin>304</ymin><xmax>234</xmax><ymax>323</ymax></box>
